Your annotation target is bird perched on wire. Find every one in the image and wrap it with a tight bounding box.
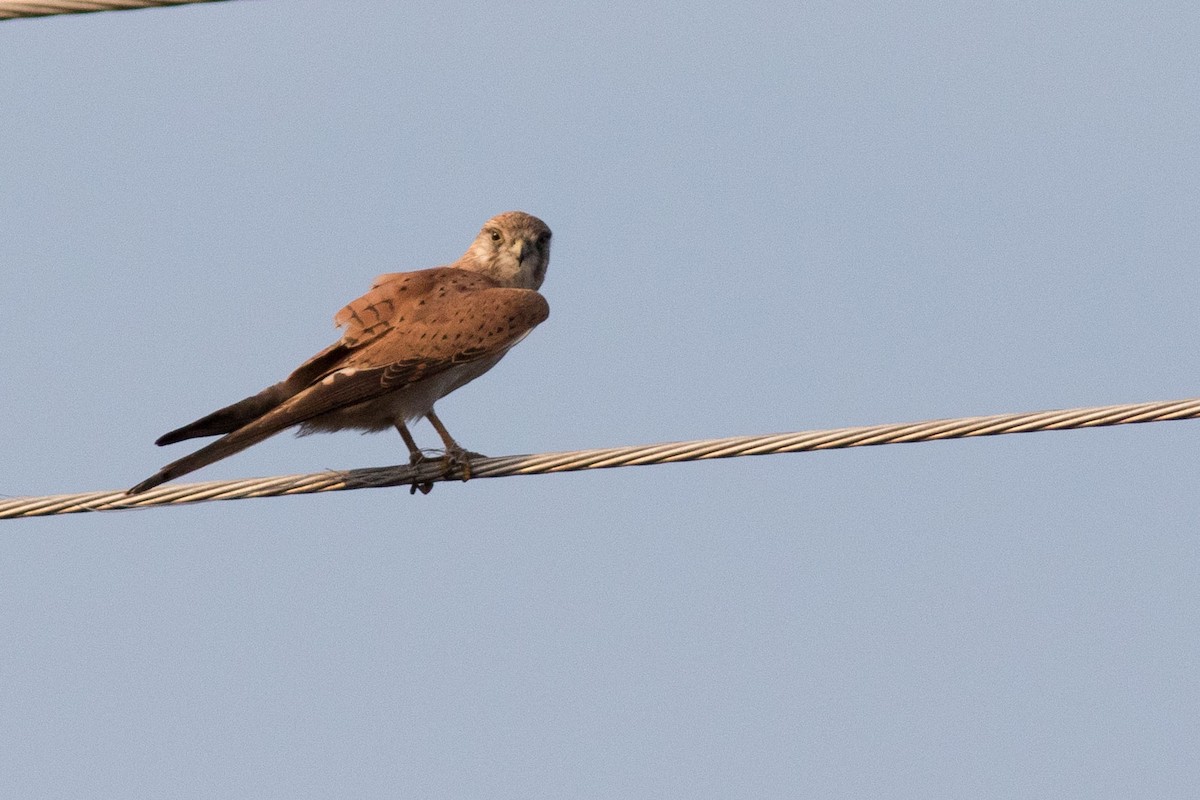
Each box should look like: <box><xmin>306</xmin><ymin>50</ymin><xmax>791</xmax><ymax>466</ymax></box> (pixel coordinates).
<box><xmin>128</xmin><ymin>211</ymin><xmax>552</xmax><ymax>495</ymax></box>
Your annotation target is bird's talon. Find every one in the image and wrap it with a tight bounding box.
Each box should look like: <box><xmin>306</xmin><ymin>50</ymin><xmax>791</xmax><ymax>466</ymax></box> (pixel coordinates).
<box><xmin>443</xmin><ymin>447</ymin><xmax>483</xmax><ymax>482</ymax></box>
<box><xmin>408</xmin><ymin>451</ymin><xmax>435</xmax><ymax>495</ymax></box>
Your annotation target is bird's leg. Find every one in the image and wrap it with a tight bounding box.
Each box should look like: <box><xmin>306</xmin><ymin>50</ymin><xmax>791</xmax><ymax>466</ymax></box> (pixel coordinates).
<box><xmin>394</xmin><ymin>420</ymin><xmax>434</xmax><ymax>495</ymax></box>
<box><xmin>425</xmin><ymin>409</ymin><xmax>484</xmax><ymax>482</ymax></box>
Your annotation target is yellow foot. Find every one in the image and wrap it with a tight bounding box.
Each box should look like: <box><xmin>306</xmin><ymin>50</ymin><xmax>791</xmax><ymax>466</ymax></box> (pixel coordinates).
<box><xmin>443</xmin><ymin>447</ymin><xmax>486</xmax><ymax>482</ymax></box>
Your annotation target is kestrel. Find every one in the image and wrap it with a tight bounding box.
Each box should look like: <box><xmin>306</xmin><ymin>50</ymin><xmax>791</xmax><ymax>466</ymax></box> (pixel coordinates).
<box><xmin>128</xmin><ymin>211</ymin><xmax>552</xmax><ymax>495</ymax></box>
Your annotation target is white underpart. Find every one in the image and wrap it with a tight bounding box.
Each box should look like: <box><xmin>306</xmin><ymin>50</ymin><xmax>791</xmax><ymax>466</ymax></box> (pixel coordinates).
<box><xmin>297</xmin><ymin>353</ymin><xmax>508</xmax><ymax>435</ymax></box>
<box><xmin>321</xmin><ymin>367</ymin><xmax>358</xmax><ymax>385</ymax></box>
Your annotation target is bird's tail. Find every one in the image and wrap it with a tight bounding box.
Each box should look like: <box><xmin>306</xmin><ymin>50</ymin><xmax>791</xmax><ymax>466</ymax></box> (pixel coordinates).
<box><xmin>128</xmin><ymin>412</ymin><xmax>295</xmax><ymax>495</ymax></box>
<box><xmin>154</xmin><ymin>382</ymin><xmax>293</xmax><ymax>445</ymax></box>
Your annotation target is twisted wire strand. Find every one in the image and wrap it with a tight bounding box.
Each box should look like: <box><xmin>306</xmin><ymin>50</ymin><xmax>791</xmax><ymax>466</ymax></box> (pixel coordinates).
<box><xmin>0</xmin><ymin>0</ymin><xmax>228</xmax><ymax>20</ymax></box>
<box><xmin>3</xmin><ymin>396</ymin><xmax>1198</xmax><ymax>520</ymax></box>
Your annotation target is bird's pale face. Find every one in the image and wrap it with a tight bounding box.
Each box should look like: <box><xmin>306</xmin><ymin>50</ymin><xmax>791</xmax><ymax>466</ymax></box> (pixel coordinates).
<box><xmin>461</xmin><ymin>211</ymin><xmax>552</xmax><ymax>290</ymax></box>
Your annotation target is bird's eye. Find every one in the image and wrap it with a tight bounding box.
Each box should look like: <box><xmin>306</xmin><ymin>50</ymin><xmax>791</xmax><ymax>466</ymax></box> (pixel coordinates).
<box><xmin>489</xmin><ymin>229</ymin><xmax>502</xmax><ymax>242</ymax></box>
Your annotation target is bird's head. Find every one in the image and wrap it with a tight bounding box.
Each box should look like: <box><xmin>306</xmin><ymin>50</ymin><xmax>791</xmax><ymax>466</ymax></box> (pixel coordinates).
<box><xmin>461</xmin><ymin>211</ymin><xmax>552</xmax><ymax>289</ymax></box>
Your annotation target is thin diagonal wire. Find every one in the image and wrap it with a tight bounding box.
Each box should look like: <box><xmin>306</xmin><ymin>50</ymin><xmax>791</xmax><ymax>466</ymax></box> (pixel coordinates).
<box><xmin>3</xmin><ymin>396</ymin><xmax>1198</xmax><ymax>520</ymax></box>
<box><xmin>0</xmin><ymin>0</ymin><xmax>228</xmax><ymax>20</ymax></box>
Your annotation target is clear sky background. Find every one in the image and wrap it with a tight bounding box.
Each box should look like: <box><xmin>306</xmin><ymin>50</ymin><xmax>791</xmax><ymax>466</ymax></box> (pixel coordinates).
<box><xmin>2</xmin><ymin>1</ymin><xmax>1199</xmax><ymax>796</ymax></box>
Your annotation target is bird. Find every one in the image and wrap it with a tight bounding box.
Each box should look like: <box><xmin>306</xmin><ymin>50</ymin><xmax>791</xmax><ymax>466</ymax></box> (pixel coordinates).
<box><xmin>128</xmin><ymin>211</ymin><xmax>552</xmax><ymax>495</ymax></box>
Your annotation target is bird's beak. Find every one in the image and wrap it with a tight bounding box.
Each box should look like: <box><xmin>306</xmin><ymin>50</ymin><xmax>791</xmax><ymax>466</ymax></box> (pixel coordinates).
<box><xmin>512</xmin><ymin>239</ymin><xmax>527</xmax><ymax>264</ymax></box>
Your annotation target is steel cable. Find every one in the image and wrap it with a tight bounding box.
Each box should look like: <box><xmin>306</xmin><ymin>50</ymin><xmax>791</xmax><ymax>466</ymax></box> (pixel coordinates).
<box><xmin>3</xmin><ymin>396</ymin><xmax>1198</xmax><ymax>519</ymax></box>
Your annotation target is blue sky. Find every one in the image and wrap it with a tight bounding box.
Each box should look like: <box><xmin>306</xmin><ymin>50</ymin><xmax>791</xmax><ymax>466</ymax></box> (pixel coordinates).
<box><xmin>3</xmin><ymin>2</ymin><xmax>1199</xmax><ymax>796</ymax></box>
